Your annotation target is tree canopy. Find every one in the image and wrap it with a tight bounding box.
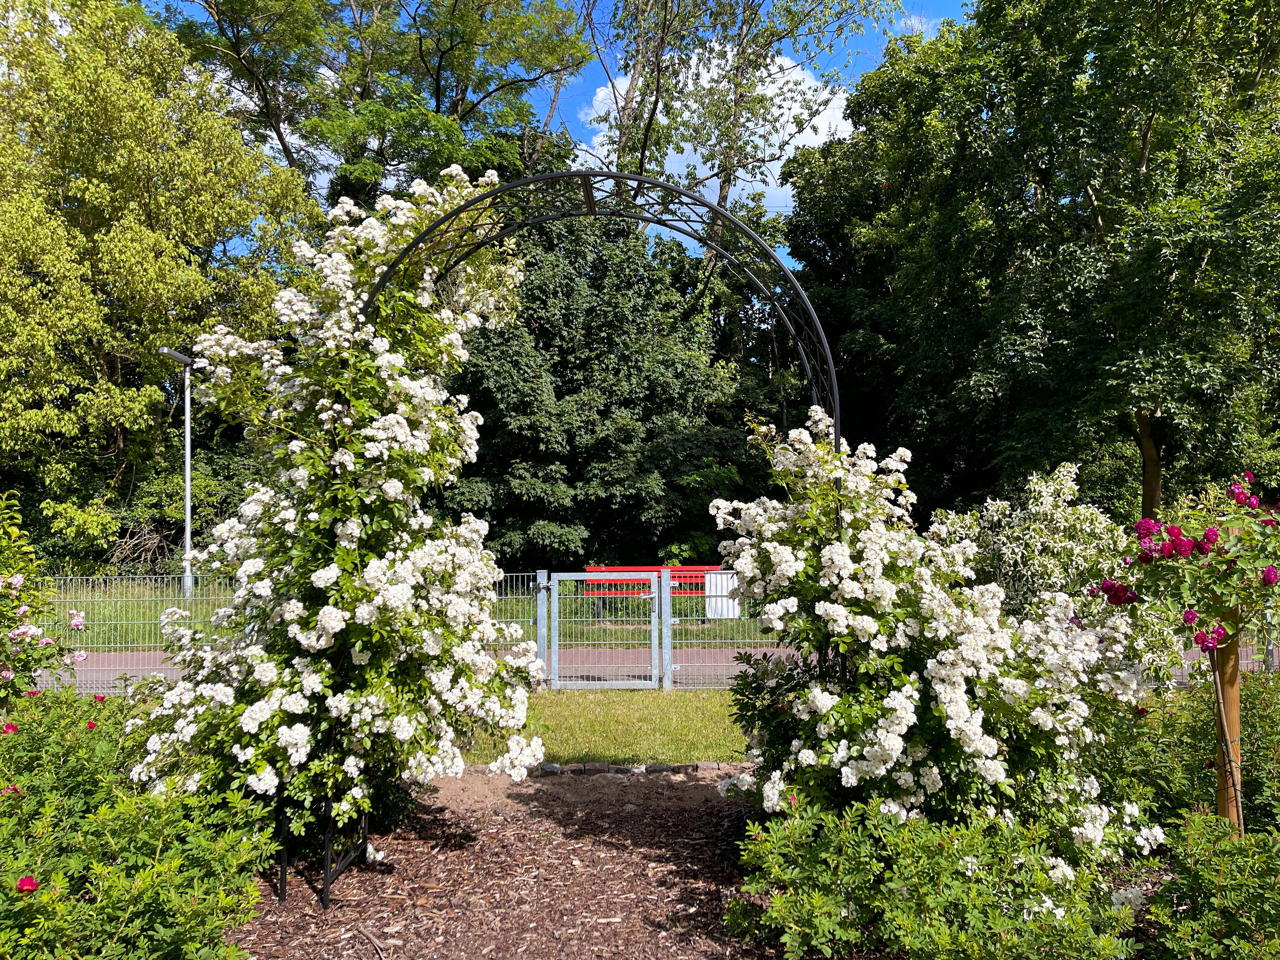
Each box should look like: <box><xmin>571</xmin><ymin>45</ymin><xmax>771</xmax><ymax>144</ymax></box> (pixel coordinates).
<box><xmin>786</xmin><ymin>0</ymin><xmax>1280</xmax><ymax>518</ymax></box>
<box><xmin>446</xmin><ymin>218</ymin><xmax>754</xmax><ymax>567</ymax></box>
<box><xmin>0</xmin><ymin>0</ymin><xmax>316</xmax><ymax>567</ymax></box>
<box><xmin>167</xmin><ymin>0</ymin><xmax>589</xmax><ymax>204</ymax></box>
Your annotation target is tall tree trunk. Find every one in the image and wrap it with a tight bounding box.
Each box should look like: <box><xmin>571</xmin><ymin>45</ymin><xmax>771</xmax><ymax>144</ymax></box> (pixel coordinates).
<box><xmin>1135</xmin><ymin>408</ymin><xmax>1162</xmax><ymax>518</ymax></box>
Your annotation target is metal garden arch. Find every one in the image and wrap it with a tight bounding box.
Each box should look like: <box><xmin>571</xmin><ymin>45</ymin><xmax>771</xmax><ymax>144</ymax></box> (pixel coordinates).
<box><xmin>358</xmin><ymin>170</ymin><xmax>842</xmax><ymax>446</ymax></box>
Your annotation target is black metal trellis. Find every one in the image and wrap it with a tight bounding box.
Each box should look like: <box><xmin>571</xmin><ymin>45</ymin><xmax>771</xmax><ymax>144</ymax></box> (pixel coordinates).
<box><xmin>276</xmin><ymin>795</ymin><xmax>369</xmax><ymax>908</ymax></box>
<box><xmin>357</xmin><ymin>169</ymin><xmax>842</xmax><ymax>448</ymax></box>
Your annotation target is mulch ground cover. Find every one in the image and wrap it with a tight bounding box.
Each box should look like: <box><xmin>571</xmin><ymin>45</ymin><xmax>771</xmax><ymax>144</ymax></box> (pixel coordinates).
<box><xmin>232</xmin><ymin>764</ymin><xmax>777</xmax><ymax>960</ymax></box>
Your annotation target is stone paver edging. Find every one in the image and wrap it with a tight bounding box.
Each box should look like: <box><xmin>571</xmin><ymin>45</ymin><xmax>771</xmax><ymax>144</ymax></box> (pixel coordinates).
<box><xmin>467</xmin><ymin>760</ymin><xmax>743</xmax><ymax>778</ymax></box>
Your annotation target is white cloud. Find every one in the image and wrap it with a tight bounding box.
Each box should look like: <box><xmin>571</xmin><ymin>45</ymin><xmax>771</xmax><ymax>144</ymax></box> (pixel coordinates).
<box><xmin>895</xmin><ymin>13</ymin><xmax>941</xmax><ymax>37</ymax></box>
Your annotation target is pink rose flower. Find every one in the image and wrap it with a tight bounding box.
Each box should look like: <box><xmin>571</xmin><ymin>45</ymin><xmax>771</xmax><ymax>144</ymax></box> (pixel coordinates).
<box><xmin>1203</xmin><ymin>527</ymin><xmax>1220</xmax><ymax>545</ymax></box>
<box><xmin>1245</xmin><ymin>470</ymin><xmax>1256</xmax><ymax>483</ymax></box>
<box><xmin>93</xmin><ymin>694</ymin><xmax>106</xmax><ymax>703</ymax></box>
<box><xmin>1135</xmin><ymin>518</ymin><xmax>1162</xmax><ymax>538</ymax></box>
<box><xmin>1264</xmin><ymin>566</ymin><xmax>1279</xmax><ymax>587</ymax></box>
<box><xmin>1183</xmin><ymin>609</ymin><xmax>1199</xmax><ymax>625</ymax></box>
<box><xmin>15</xmin><ymin>876</ymin><xmax>38</xmax><ymax>893</ymax></box>
<box><xmin>85</xmin><ymin>721</ymin><xmax>97</xmax><ymax>730</ymax></box>
<box><xmin>1249</xmin><ymin>495</ymin><xmax>1261</xmax><ymax>509</ymax></box>
<box><xmin>2</xmin><ymin>723</ymin><xmax>17</xmax><ymax>735</ymax></box>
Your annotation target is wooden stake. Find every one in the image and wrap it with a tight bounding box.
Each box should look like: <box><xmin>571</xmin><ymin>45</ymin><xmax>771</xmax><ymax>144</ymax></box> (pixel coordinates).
<box><xmin>1211</xmin><ymin>617</ymin><xmax>1244</xmax><ymax>831</ymax></box>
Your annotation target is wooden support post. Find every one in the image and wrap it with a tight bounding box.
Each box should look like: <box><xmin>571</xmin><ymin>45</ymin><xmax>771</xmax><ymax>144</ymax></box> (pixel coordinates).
<box><xmin>1211</xmin><ymin>611</ymin><xmax>1245</xmax><ymax>831</ymax></box>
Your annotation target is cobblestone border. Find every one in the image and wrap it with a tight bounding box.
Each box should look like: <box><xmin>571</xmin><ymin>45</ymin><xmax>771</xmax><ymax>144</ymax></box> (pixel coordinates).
<box><xmin>466</xmin><ymin>760</ymin><xmax>740</xmax><ymax>777</ymax></box>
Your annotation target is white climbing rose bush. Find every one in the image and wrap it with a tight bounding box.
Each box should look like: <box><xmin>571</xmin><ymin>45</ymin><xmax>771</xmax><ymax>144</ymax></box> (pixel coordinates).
<box><xmin>716</xmin><ymin>410</ymin><xmax>1172</xmax><ymax>859</ymax></box>
<box><xmin>128</xmin><ymin>168</ymin><xmax>544</xmax><ymax>833</ymax></box>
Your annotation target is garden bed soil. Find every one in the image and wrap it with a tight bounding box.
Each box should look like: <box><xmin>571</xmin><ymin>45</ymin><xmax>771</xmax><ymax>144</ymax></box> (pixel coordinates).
<box><xmin>232</xmin><ymin>764</ymin><xmax>775</xmax><ymax>959</ymax></box>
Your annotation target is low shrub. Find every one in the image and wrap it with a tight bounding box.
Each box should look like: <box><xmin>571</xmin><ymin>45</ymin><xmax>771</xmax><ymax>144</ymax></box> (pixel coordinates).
<box><xmin>1097</xmin><ymin>672</ymin><xmax>1280</xmax><ymax>831</ymax></box>
<box><xmin>1145</xmin><ymin>813</ymin><xmax>1280</xmax><ymax>960</ymax></box>
<box><xmin>730</xmin><ymin>802</ymin><xmax>1138</xmax><ymax>960</ymax></box>
<box><xmin>0</xmin><ymin>687</ymin><xmax>272</xmax><ymax>960</ymax></box>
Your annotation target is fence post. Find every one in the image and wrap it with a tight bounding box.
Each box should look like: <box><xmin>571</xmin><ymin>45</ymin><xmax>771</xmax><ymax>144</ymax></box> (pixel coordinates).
<box><xmin>535</xmin><ymin>569</ymin><xmax>549</xmax><ymax>683</ymax></box>
<box><xmin>660</xmin><ymin>569</ymin><xmax>673</xmax><ymax>691</ymax></box>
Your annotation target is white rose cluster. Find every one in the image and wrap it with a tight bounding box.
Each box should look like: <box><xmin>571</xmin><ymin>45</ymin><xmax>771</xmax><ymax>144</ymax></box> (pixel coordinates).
<box><xmin>129</xmin><ymin>170</ymin><xmax>543</xmax><ymax>834</ymax></box>
<box><xmin>716</xmin><ymin>409</ymin><xmax>1168</xmax><ymax>863</ymax></box>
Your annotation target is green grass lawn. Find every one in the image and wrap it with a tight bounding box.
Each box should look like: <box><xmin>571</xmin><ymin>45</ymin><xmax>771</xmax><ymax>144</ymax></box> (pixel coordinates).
<box><xmin>469</xmin><ymin>690</ymin><xmax>747</xmax><ymax>766</ymax></box>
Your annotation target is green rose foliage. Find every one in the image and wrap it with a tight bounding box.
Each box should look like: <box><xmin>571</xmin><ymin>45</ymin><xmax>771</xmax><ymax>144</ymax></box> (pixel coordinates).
<box><xmin>0</xmin><ymin>494</ymin><xmax>77</xmax><ymax>705</ymax></box>
<box><xmin>1146</xmin><ymin>814</ymin><xmax>1280</xmax><ymax>960</ymax></box>
<box><xmin>730</xmin><ymin>801</ymin><xmax>1138</xmax><ymax>960</ymax></box>
<box><xmin>0</xmin><ymin>688</ymin><xmax>271</xmax><ymax>960</ymax></box>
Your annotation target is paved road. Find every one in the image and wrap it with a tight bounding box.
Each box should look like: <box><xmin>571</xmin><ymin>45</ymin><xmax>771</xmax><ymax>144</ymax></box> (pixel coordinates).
<box><xmin>66</xmin><ymin>644</ymin><xmax>782</xmax><ymax>693</ymax></box>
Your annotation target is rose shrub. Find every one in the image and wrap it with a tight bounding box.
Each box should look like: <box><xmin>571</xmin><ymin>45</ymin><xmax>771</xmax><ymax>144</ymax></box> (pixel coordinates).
<box><xmin>0</xmin><ymin>687</ymin><xmax>271</xmax><ymax>959</ymax></box>
<box><xmin>0</xmin><ymin>492</ymin><xmax>86</xmax><ymax>703</ymax></box>
<box><xmin>717</xmin><ymin>411</ymin><xmax>1171</xmax><ymax>835</ymax></box>
<box><xmin>716</xmin><ymin>411</ymin><xmax>1183</xmax><ymax>956</ymax></box>
<box><xmin>128</xmin><ymin>169</ymin><xmax>544</xmax><ymax>838</ymax></box>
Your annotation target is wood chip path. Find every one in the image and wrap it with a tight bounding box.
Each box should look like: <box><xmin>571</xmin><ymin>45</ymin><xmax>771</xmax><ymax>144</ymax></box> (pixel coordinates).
<box><xmin>232</xmin><ymin>765</ymin><xmax>776</xmax><ymax>960</ymax></box>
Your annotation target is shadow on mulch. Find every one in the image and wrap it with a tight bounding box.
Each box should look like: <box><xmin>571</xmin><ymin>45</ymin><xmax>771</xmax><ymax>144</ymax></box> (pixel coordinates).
<box><xmin>230</xmin><ymin>768</ymin><xmax>777</xmax><ymax>960</ymax></box>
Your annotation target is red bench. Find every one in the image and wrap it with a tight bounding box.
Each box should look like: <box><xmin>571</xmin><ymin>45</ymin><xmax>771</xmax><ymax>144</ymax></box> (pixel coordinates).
<box><xmin>583</xmin><ymin>565</ymin><xmax>722</xmax><ymax>596</ymax></box>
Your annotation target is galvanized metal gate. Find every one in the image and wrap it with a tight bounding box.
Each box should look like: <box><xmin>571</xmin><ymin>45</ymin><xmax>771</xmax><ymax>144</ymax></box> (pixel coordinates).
<box><xmin>549</xmin><ymin>571</ymin><xmax>659</xmax><ymax>689</ymax></box>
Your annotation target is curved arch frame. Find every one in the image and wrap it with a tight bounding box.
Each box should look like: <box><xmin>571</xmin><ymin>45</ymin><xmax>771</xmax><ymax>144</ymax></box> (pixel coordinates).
<box><xmin>359</xmin><ymin>170</ymin><xmax>841</xmax><ymax>447</ymax></box>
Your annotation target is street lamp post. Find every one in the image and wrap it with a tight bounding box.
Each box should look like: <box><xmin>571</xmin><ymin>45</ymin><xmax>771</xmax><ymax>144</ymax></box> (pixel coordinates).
<box><xmin>158</xmin><ymin>347</ymin><xmax>194</xmax><ymax>599</ymax></box>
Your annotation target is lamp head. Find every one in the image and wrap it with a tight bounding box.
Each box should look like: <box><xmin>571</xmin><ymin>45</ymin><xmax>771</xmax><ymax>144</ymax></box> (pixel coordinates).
<box><xmin>157</xmin><ymin>346</ymin><xmax>193</xmax><ymax>366</ymax></box>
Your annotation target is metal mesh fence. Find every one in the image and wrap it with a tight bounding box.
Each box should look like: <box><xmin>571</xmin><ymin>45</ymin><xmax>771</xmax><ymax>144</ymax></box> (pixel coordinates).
<box><xmin>668</xmin><ymin>571</ymin><xmax>774</xmax><ymax>688</ymax></box>
<box><xmin>47</xmin><ymin>572</ymin><xmax>1274</xmax><ymax>693</ymax></box>
<box><xmin>42</xmin><ymin>575</ymin><xmax>233</xmax><ymax>694</ymax></box>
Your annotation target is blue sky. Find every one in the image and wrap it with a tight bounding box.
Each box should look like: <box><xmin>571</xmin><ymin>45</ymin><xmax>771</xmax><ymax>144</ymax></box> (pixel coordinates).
<box><xmin>540</xmin><ymin>1</ymin><xmax>972</xmax><ymax>214</ymax></box>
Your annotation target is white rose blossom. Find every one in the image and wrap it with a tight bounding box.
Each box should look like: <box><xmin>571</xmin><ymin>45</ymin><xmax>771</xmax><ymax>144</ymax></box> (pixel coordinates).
<box><xmin>130</xmin><ymin>171</ymin><xmax>545</xmax><ymax>835</ymax></box>
<box><xmin>716</xmin><ymin>409</ymin><xmax>1171</xmax><ymax>865</ymax></box>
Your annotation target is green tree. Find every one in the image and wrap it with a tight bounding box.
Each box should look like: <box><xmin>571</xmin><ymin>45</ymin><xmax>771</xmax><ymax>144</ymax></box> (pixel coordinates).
<box><xmin>445</xmin><ymin>218</ymin><xmax>750</xmax><ymax>567</ymax></box>
<box><xmin>785</xmin><ymin>0</ymin><xmax>1280</xmax><ymax>518</ymax></box>
<box><xmin>586</xmin><ymin>0</ymin><xmax>891</xmax><ymax>213</ymax></box>
<box><xmin>169</xmin><ymin>0</ymin><xmax>589</xmax><ymax>204</ymax></box>
<box><xmin>0</xmin><ymin>0</ymin><xmax>316</xmax><ymax>568</ymax></box>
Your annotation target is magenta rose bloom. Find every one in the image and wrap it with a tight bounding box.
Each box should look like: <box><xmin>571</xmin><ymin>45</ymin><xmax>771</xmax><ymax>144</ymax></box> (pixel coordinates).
<box><xmin>1198</xmin><ymin>632</ymin><xmax>1219</xmax><ymax>652</ymax></box>
<box><xmin>1166</xmin><ymin>525</ymin><xmax>1183</xmax><ymax>539</ymax></box>
<box><xmin>1135</xmin><ymin>517</ymin><xmax>1162</xmax><ymax>539</ymax></box>
<box><xmin>1235</xmin><ymin>490</ymin><xmax>1249</xmax><ymax>505</ymax></box>
<box><xmin>1245</xmin><ymin>470</ymin><xmax>1256</xmax><ymax>483</ymax></box>
<box><xmin>1138</xmin><ymin>550</ymin><xmax>1154</xmax><ymax>564</ymax></box>
<box><xmin>1175</xmin><ymin>537</ymin><xmax>1196</xmax><ymax>557</ymax></box>
<box><xmin>1160</xmin><ymin>541</ymin><xmax>1176</xmax><ymax>558</ymax></box>
<box><xmin>1211</xmin><ymin>624</ymin><xmax>1228</xmax><ymax>641</ymax></box>
<box><xmin>1263</xmin><ymin>565</ymin><xmax>1279</xmax><ymax>587</ymax></box>
<box><xmin>1183</xmin><ymin>609</ymin><xmax>1199</xmax><ymax>625</ymax></box>
<box><xmin>1203</xmin><ymin>527</ymin><xmax>1220</xmax><ymax>545</ymax></box>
